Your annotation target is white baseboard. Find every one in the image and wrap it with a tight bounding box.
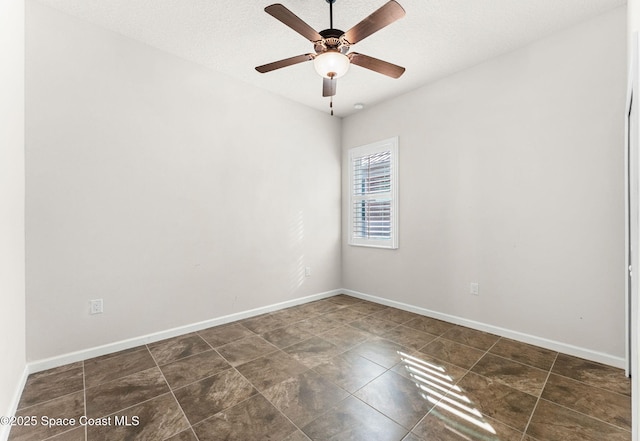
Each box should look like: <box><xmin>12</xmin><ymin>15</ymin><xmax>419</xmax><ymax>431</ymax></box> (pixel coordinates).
<box><xmin>26</xmin><ymin>286</ymin><xmax>625</xmax><ymax>376</ymax></box>
<box><xmin>0</xmin><ymin>365</ymin><xmax>29</xmax><ymax>441</ymax></box>
<box><xmin>342</xmin><ymin>289</ymin><xmax>626</xmax><ymax>369</ymax></box>
<box><xmin>27</xmin><ymin>289</ymin><xmax>341</xmax><ymax>374</ymax></box>
<box><xmin>3</xmin><ymin>285</ymin><xmax>625</xmax><ymax>441</ymax></box>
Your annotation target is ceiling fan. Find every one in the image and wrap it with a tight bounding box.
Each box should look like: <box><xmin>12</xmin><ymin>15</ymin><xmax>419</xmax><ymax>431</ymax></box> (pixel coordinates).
<box><xmin>255</xmin><ymin>0</ymin><xmax>406</xmax><ymax>114</ymax></box>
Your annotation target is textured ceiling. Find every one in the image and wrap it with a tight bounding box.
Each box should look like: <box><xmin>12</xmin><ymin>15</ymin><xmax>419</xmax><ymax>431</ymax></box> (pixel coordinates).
<box><xmin>37</xmin><ymin>0</ymin><xmax>625</xmax><ymax>117</ymax></box>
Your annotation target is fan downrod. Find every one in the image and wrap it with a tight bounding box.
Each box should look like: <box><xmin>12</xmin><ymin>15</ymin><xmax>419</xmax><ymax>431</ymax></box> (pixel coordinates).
<box><xmin>326</xmin><ymin>0</ymin><xmax>336</xmax><ymax>29</ymax></box>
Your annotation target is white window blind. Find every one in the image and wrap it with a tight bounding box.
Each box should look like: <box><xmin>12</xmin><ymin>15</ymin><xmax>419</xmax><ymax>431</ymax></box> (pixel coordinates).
<box><xmin>348</xmin><ymin>137</ymin><xmax>398</xmax><ymax>249</ymax></box>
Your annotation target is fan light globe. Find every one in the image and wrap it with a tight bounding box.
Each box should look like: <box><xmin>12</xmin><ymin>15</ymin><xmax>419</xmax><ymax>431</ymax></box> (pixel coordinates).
<box><xmin>314</xmin><ymin>51</ymin><xmax>350</xmax><ymax>79</ymax></box>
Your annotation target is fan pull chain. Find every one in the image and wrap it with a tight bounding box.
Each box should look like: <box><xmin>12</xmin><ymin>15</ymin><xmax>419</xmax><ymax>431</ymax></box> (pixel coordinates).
<box><xmin>330</xmin><ymin>97</ymin><xmax>334</xmax><ymax>116</ymax></box>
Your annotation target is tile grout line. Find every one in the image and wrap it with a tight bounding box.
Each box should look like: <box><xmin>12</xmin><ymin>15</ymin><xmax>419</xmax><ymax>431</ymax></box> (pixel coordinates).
<box><xmin>190</xmin><ymin>366</ymin><xmax>310</xmax><ymax>440</ymax></box>
<box><xmin>519</xmin><ymin>351</ymin><xmax>559</xmax><ymax>440</ymax></box>
<box><xmin>423</xmin><ymin>331</ymin><xmax>496</xmax><ymax>369</ymax></box>
<box><xmin>548</xmin><ymin>370</ymin><xmax>632</xmax><ymax>399</ymax></box>
<box><xmin>83</xmin><ymin>392</ymin><xmax>180</xmax><ymax>429</ymax></box>
<box><xmin>337</xmin><ymin>320</ymin><xmax>469</xmax><ymax>436</ymax></box>
<box><xmin>85</xmin><ymin>324</ymin><xmax>436</xmax><ymax>438</ymax></box>
<box><xmin>161</xmin><ymin>354</ymin><xmax>233</xmax><ymax>392</ymax></box>
<box><xmin>38</xmin><ymin>367</ymin><xmax>88</xmax><ymax>441</ymax></box>
<box><xmin>484</xmin><ymin>351</ymin><xmax>553</xmax><ymax>374</ymax></box>
<box><xmin>534</xmin><ymin>396</ymin><xmax>632</xmax><ymax>434</ymax></box>
<box><xmin>14</xmin><ymin>296</ymin><xmax>632</xmax><ymax>441</ymax></box>
<box><xmin>373</xmin><ymin>327</ymin><xmax>493</xmax><ymax>438</ymax></box>
<box><xmin>82</xmin><ymin>351</ymin><xmax>185</xmax><ymax>439</ymax></box>
<box><xmin>519</xmin><ymin>354</ymin><xmax>632</xmax><ymax>436</ymax></box>
<box><xmin>82</xmin><ymin>360</ymin><xmax>87</xmax><ymax>441</ymax></box>
<box><xmin>466</xmin><ymin>335</ymin><xmax>503</xmax><ymax>373</ymax></box>
<box><xmin>401</xmin><ymin>344</ymin><xmax>476</xmax><ymax>438</ymax></box>
<box><xmin>81</xmin><ymin>314</ymin><xmax>417</xmax><ymax>440</ymax></box>
<box><xmin>468</xmin><ymin>336</ymin><xmax>539</xmax><ymax>437</ymax></box>
<box><xmin>162</xmin><ymin>319</ymin><xmax>340</xmax><ymax>438</ymax></box>
<box><xmin>12</xmin><ymin>388</ymin><xmax>85</xmax><ymax>416</ymax></box>
<box><xmin>205</xmin><ymin>325</ymin><xmax>287</xmax><ymax>364</ymax></box>
<box><xmin>242</xmin><ymin>375</ymin><xmax>310</xmax><ymax>439</ymax></box>
<box><xmin>214</xmin><ymin>309</ymin><xmax>388</xmax><ymax>440</ymax></box>
<box><xmin>165</xmin><ymin>331</ymin><xmax>363</xmax><ymax>403</ymax></box>
<box><xmin>349</xmin><ymin>392</ymin><xmax>414</xmax><ymax>438</ymax></box>
<box><xmin>308</xmin><ymin>349</ymin><xmax>388</xmax><ymax>396</ymax></box>
<box><xmin>145</xmin><ymin>344</ymin><xmax>201</xmax><ymax>441</ymax></box>
<box><xmin>409</xmin><ymin>335</ymin><xmax>541</xmax><ymax>438</ymax></box>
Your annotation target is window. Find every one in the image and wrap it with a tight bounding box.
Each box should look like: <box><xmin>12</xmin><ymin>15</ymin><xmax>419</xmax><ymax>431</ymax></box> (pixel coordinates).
<box><xmin>348</xmin><ymin>137</ymin><xmax>398</xmax><ymax>249</ymax></box>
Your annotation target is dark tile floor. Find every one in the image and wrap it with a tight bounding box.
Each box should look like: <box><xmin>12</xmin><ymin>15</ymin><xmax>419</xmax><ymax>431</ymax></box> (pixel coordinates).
<box><xmin>8</xmin><ymin>294</ymin><xmax>631</xmax><ymax>441</ymax></box>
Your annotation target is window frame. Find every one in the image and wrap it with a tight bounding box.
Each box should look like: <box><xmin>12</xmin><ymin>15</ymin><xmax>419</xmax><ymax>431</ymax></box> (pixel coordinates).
<box><xmin>347</xmin><ymin>137</ymin><xmax>399</xmax><ymax>249</ymax></box>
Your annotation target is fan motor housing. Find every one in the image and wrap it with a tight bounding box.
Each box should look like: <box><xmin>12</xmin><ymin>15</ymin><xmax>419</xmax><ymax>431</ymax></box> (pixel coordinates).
<box><xmin>316</xmin><ymin>28</ymin><xmax>348</xmax><ymax>54</ymax></box>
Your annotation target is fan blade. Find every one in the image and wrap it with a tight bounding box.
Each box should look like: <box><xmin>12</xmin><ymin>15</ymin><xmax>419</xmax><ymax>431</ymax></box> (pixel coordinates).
<box><xmin>323</xmin><ymin>77</ymin><xmax>337</xmax><ymax>97</ymax></box>
<box><xmin>343</xmin><ymin>1</ymin><xmax>405</xmax><ymax>45</ymax></box>
<box><xmin>265</xmin><ymin>4</ymin><xmax>322</xmax><ymax>42</ymax></box>
<box><xmin>256</xmin><ymin>54</ymin><xmax>314</xmax><ymax>73</ymax></box>
<box><xmin>349</xmin><ymin>52</ymin><xmax>405</xmax><ymax>78</ymax></box>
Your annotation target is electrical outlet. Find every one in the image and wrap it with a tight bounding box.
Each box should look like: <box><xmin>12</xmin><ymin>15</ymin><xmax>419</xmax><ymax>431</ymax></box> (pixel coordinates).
<box><xmin>90</xmin><ymin>299</ymin><xmax>103</xmax><ymax>314</ymax></box>
<box><xmin>305</xmin><ymin>267</ymin><xmax>312</xmax><ymax>277</ymax></box>
<box><xmin>470</xmin><ymin>283</ymin><xmax>479</xmax><ymax>296</ymax></box>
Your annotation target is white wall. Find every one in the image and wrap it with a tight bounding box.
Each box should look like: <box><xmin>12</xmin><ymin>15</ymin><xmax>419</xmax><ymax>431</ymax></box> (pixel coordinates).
<box><xmin>25</xmin><ymin>1</ymin><xmax>342</xmax><ymax>361</ymax></box>
<box><xmin>0</xmin><ymin>0</ymin><xmax>26</xmax><ymax>431</ymax></box>
<box><xmin>630</xmin><ymin>0</ymin><xmax>639</xmax><ymax>48</ymax></box>
<box><xmin>342</xmin><ymin>7</ymin><xmax>627</xmax><ymax>360</ymax></box>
